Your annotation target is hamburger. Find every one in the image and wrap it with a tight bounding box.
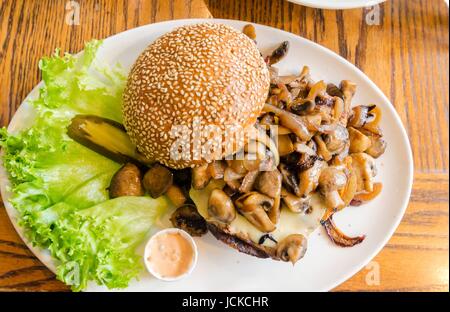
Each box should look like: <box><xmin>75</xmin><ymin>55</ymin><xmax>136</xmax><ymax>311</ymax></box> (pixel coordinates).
<box><xmin>69</xmin><ymin>22</ymin><xmax>385</xmax><ymax>265</ymax></box>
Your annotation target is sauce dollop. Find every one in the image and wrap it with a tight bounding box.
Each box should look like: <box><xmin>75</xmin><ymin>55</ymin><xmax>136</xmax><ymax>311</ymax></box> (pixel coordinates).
<box><xmin>146</xmin><ymin>232</ymin><xmax>194</xmax><ymax>279</ymax></box>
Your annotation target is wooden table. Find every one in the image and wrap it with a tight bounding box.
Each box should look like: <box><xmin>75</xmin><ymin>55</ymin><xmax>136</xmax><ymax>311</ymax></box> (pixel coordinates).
<box><xmin>0</xmin><ymin>0</ymin><xmax>448</xmax><ymax>292</ymax></box>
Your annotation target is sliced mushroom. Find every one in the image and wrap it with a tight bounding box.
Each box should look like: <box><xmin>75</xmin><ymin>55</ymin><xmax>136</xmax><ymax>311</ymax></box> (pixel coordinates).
<box><xmin>109</xmin><ymin>163</ymin><xmax>144</xmax><ymax>198</ymax></box>
<box><xmin>339</xmin><ymin>157</ymin><xmax>358</xmax><ymax>207</ymax></box>
<box><xmin>348</xmin><ymin>105</ymin><xmax>382</xmax><ymax>135</ymax></box>
<box><xmin>226</xmin><ymin>178</ymin><xmax>242</xmax><ymax>192</ymax></box>
<box><xmin>235</xmin><ymin>192</ymin><xmax>276</xmax><ymax>232</ymax></box>
<box><xmin>332</xmin><ymin>97</ymin><xmax>345</xmax><ymax>121</ymax></box>
<box><xmin>255</xmin><ymin>169</ymin><xmax>282</xmax><ymax>199</ymax></box>
<box><xmin>227</xmin><ymin>159</ymin><xmax>248</xmax><ymax>175</ymax></box>
<box><xmin>192</xmin><ymin>164</ymin><xmax>211</xmax><ymax>190</ymax></box>
<box><xmin>290</xmin><ymin>80</ymin><xmax>327</xmax><ymax>115</ymax></box>
<box><xmin>348</xmin><ymin>127</ymin><xmax>372</xmax><ymax>153</ymax></box>
<box><xmin>208</xmin><ymin>160</ymin><xmax>226</xmax><ymax>179</ymax></box>
<box><xmin>281</xmin><ymin>188</ymin><xmax>311</xmax><ymax>213</ymax></box>
<box><xmin>277</xmin><ymin>83</ymin><xmax>293</xmax><ymax>104</ymax></box>
<box><xmin>326</xmin><ymin>83</ymin><xmax>344</xmax><ymax>100</ymax></box>
<box><xmin>165</xmin><ymin>184</ymin><xmax>187</xmax><ymax>208</ymax></box>
<box><xmin>255</xmin><ymin>170</ymin><xmax>282</xmax><ymax>224</ymax></box>
<box><xmin>363</xmin><ymin>132</ymin><xmax>387</xmax><ymax>158</ymax></box>
<box><xmin>277</xmin><ymin>135</ymin><xmax>294</xmax><ymax>156</ymax></box>
<box><xmin>314</xmin><ymin>134</ymin><xmax>332</xmax><ymax>161</ymax></box>
<box><xmin>279</xmin><ymin>163</ymin><xmax>300</xmax><ymax>196</ymax></box>
<box><xmin>239</xmin><ymin>170</ymin><xmax>259</xmax><ymax>193</ymax></box>
<box><xmin>363</xmin><ymin>105</ymin><xmax>382</xmax><ymax>135</ymax></box>
<box><xmin>340</xmin><ymin>80</ymin><xmax>356</xmax><ymax>126</ymax></box>
<box><xmin>224</xmin><ymin>166</ymin><xmax>246</xmax><ymax>182</ymax></box>
<box><xmin>244</xmin><ymin>140</ymin><xmax>267</xmax><ymax>161</ymax></box>
<box><xmin>208</xmin><ymin>189</ymin><xmax>236</xmax><ymax>224</ymax></box>
<box><xmin>297</xmin><ymin>159</ymin><xmax>327</xmax><ymax>197</ymax></box>
<box><xmin>276</xmin><ymin>234</ymin><xmax>308</xmax><ymax>264</ymax></box>
<box><xmin>267</xmin><ymin>41</ymin><xmax>289</xmax><ymax>65</ymax></box>
<box><xmin>319</xmin><ymin>167</ymin><xmax>347</xmax><ymax>212</ymax></box>
<box><xmin>143</xmin><ymin>164</ymin><xmax>173</xmax><ymax>198</ymax></box>
<box><xmin>324</xmin><ymin>124</ymin><xmax>349</xmax><ymax>154</ymax></box>
<box><xmin>170</xmin><ymin>204</ymin><xmax>208</xmax><ymax>237</ymax></box>
<box><xmin>243</xmin><ymin>154</ymin><xmax>261</xmax><ymax>171</ymax></box>
<box><xmin>351</xmin><ymin>153</ymin><xmax>377</xmax><ymax>193</ymax></box>
<box><xmin>263</xmin><ymin>104</ymin><xmax>312</xmax><ymax>141</ymax></box>
<box><xmin>348</xmin><ymin>105</ymin><xmax>370</xmax><ymax>128</ymax></box>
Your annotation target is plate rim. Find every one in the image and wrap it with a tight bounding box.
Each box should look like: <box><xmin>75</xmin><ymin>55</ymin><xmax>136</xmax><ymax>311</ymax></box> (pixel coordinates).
<box><xmin>287</xmin><ymin>0</ymin><xmax>386</xmax><ymax>10</ymax></box>
<box><xmin>0</xmin><ymin>18</ymin><xmax>414</xmax><ymax>292</ymax></box>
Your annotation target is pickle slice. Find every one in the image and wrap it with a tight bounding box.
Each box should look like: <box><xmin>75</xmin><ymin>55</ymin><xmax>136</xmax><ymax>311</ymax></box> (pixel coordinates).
<box><xmin>67</xmin><ymin>115</ymin><xmax>152</xmax><ymax>165</ymax></box>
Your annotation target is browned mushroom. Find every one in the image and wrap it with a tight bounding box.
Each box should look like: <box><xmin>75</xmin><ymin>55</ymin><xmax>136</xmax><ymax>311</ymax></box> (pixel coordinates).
<box><xmin>165</xmin><ymin>184</ymin><xmax>187</xmax><ymax>207</ymax></box>
<box><xmin>314</xmin><ymin>134</ymin><xmax>332</xmax><ymax>162</ymax></box>
<box><xmin>242</xmin><ymin>24</ymin><xmax>256</xmax><ymax>40</ymax></box>
<box><xmin>279</xmin><ymin>163</ymin><xmax>300</xmax><ymax>196</ymax></box>
<box><xmin>339</xmin><ymin>157</ymin><xmax>358</xmax><ymax>207</ymax></box>
<box><xmin>319</xmin><ymin>167</ymin><xmax>347</xmax><ymax>212</ymax></box>
<box><xmin>340</xmin><ymin>80</ymin><xmax>357</xmax><ymax>126</ymax></box>
<box><xmin>243</xmin><ymin>154</ymin><xmax>262</xmax><ymax>171</ymax></box>
<box><xmin>276</xmin><ymin>234</ymin><xmax>308</xmax><ymax>264</ymax></box>
<box><xmin>263</xmin><ymin>104</ymin><xmax>312</xmax><ymax>141</ymax></box>
<box><xmin>348</xmin><ymin>105</ymin><xmax>382</xmax><ymax>135</ymax></box>
<box><xmin>170</xmin><ymin>204</ymin><xmax>208</xmax><ymax>236</ymax></box>
<box><xmin>277</xmin><ymin>135</ymin><xmax>294</xmax><ymax>156</ymax></box>
<box><xmin>267</xmin><ymin>41</ymin><xmax>289</xmax><ymax>65</ymax></box>
<box><xmin>351</xmin><ymin>153</ymin><xmax>377</xmax><ymax>193</ymax></box>
<box><xmin>254</xmin><ymin>169</ymin><xmax>282</xmax><ymax>224</ymax></box>
<box><xmin>239</xmin><ymin>170</ymin><xmax>259</xmax><ymax>193</ymax></box>
<box><xmin>362</xmin><ymin>131</ymin><xmax>387</xmax><ymax>158</ymax></box>
<box><xmin>192</xmin><ymin>164</ymin><xmax>211</xmax><ymax>190</ymax></box>
<box><xmin>326</xmin><ymin>83</ymin><xmax>344</xmax><ymax>100</ymax></box>
<box><xmin>290</xmin><ymin>80</ymin><xmax>327</xmax><ymax>116</ymax></box>
<box><xmin>255</xmin><ymin>169</ymin><xmax>282</xmax><ymax>199</ymax></box>
<box><xmin>143</xmin><ymin>163</ymin><xmax>173</xmax><ymax>198</ymax></box>
<box><xmin>324</xmin><ymin>124</ymin><xmax>349</xmax><ymax>154</ymax></box>
<box><xmin>363</xmin><ymin>106</ymin><xmax>382</xmax><ymax>135</ymax></box>
<box><xmin>224</xmin><ymin>166</ymin><xmax>246</xmax><ymax>182</ymax></box>
<box><xmin>298</xmin><ymin>159</ymin><xmax>327</xmax><ymax>197</ymax></box>
<box><xmin>227</xmin><ymin>159</ymin><xmax>248</xmax><ymax>175</ymax></box>
<box><xmin>348</xmin><ymin>127</ymin><xmax>372</xmax><ymax>153</ymax></box>
<box><xmin>208</xmin><ymin>189</ymin><xmax>236</xmax><ymax>224</ymax></box>
<box><xmin>109</xmin><ymin>163</ymin><xmax>144</xmax><ymax>198</ymax></box>
<box><xmin>235</xmin><ymin>192</ymin><xmax>276</xmax><ymax>232</ymax></box>
<box><xmin>281</xmin><ymin>188</ymin><xmax>311</xmax><ymax>213</ymax></box>
<box><xmin>322</xmin><ymin>215</ymin><xmax>365</xmax><ymax>247</ymax></box>
<box><xmin>208</xmin><ymin>160</ymin><xmax>226</xmax><ymax>180</ymax></box>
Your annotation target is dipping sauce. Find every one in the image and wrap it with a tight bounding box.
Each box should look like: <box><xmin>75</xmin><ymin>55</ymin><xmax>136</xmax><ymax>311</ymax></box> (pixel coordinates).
<box><xmin>145</xmin><ymin>230</ymin><xmax>196</xmax><ymax>280</ymax></box>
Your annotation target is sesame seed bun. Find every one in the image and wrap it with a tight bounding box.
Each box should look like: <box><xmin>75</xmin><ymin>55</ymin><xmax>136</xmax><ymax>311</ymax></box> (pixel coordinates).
<box><xmin>123</xmin><ymin>23</ymin><xmax>270</xmax><ymax>169</ymax></box>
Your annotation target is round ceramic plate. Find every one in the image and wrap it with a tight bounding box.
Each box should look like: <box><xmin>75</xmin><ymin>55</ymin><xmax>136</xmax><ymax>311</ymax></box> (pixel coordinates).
<box><xmin>0</xmin><ymin>19</ymin><xmax>413</xmax><ymax>292</ymax></box>
<box><xmin>287</xmin><ymin>0</ymin><xmax>386</xmax><ymax>9</ymax></box>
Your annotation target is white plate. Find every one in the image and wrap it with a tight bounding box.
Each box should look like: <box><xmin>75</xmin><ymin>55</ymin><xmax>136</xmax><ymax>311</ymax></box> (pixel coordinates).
<box><xmin>287</xmin><ymin>0</ymin><xmax>386</xmax><ymax>9</ymax></box>
<box><xmin>0</xmin><ymin>19</ymin><xmax>413</xmax><ymax>292</ymax></box>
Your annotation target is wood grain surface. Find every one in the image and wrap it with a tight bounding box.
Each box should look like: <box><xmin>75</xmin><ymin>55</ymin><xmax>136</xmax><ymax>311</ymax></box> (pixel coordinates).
<box><xmin>0</xmin><ymin>0</ymin><xmax>448</xmax><ymax>292</ymax></box>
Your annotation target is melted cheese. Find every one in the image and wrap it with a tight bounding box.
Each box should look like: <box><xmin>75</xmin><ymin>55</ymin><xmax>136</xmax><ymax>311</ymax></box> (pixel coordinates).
<box><xmin>190</xmin><ymin>180</ymin><xmax>325</xmax><ymax>247</ymax></box>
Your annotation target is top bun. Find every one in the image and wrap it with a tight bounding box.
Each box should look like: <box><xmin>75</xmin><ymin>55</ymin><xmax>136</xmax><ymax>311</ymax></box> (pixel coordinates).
<box><xmin>123</xmin><ymin>23</ymin><xmax>270</xmax><ymax>169</ymax></box>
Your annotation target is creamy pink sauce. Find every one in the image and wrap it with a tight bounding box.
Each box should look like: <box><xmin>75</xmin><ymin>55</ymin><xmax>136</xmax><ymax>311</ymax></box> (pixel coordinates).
<box><xmin>147</xmin><ymin>232</ymin><xmax>194</xmax><ymax>278</ymax></box>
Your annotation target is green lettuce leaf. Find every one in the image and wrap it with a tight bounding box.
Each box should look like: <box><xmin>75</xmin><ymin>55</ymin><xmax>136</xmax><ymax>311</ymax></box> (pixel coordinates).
<box><xmin>0</xmin><ymin>41</ymin><xmax>166</xmax><ymax>291</ymax></box>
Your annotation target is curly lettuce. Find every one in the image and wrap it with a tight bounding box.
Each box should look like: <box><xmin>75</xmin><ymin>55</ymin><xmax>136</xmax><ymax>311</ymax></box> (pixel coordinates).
<box><xmin>0</xmin><ymin>41</ymin><xmax>167</xmax><ymax>291</ymax></box>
